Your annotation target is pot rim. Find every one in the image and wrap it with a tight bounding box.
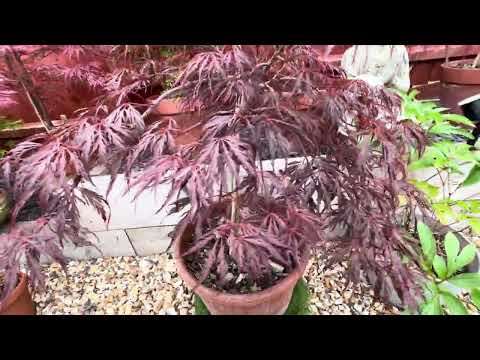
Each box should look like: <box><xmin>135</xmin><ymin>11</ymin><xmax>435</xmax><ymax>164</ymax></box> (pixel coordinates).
<box><xmin>458</xmin><ymin>93</ymin><xmax>480</xmax><ymax>107</ymax></box>
<box><xmin>174</xmin><ymin>232</ymin><xmax>307</xmax><ymax>305</ymax></box>
<box><xmin>0</xmin><ymin>272</ymin><xmax>28</xmax><ymax>312</ymax></box>
<box><xmin>442</xmin><ymin>59</ymin><xmax>480</xmax><ymax>71</ymax></box>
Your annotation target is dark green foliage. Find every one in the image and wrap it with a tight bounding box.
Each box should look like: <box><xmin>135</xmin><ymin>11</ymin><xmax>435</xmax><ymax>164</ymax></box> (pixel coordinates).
<box><xmin>284</xmin><ymin>278</ymin><xmax>311</xmax><ymax>315</ymax></box>
<box><xmin>194</xmin><ymin>294</ymin><xmax>210</xmax><ymax>315</ymax></box>
<box><xmin>413</xmin><ymin>222</ymin><xmax>480</xmax><ymax>315</ymax></box>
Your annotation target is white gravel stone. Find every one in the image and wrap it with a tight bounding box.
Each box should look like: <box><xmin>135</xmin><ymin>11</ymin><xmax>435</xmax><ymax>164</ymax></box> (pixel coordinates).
<box><xmin>33</xmin><ymin>250</ymin><xmax>400</xmax><ymax>315</ymax></box>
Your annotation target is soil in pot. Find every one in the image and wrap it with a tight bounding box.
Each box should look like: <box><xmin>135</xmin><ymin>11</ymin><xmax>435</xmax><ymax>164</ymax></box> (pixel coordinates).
<box><xmin>185</xmin><ymin>246</ymin><xmax>289</xmax><ymax>295</ymax></box>
<box><xmin>176</xmin><ymin>227</ymin><xmax>307</xmax><ymax>315</ymax></box>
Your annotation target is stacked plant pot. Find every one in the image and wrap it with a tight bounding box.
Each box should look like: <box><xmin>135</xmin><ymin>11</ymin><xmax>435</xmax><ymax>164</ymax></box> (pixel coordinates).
<box><xmin>439</xmin><ymin>59</ymin><xmax>480</xmax><ymax>116</ymax></box>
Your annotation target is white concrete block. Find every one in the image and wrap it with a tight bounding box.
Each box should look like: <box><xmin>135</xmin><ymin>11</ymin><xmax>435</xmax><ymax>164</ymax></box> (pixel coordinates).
<box><xmin>126</xmin><ymin>226</ymin><xmax>175</xmax><ymax>256</ymax></box>
<box><xmin>78</xmin><ymin>173</ymin><xmax>188</xmax><ymax>232</ymax></box>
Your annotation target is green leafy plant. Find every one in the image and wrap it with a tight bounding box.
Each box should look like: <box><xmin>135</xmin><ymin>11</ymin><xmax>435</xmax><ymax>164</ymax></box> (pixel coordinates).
<box><xmin>399</xmin><ymin>90</ymin><xmax>475</xmax><ymax>136</ymax></box>
<box><xmin>0</xmin><ymin>117</ymin><xmax>21</xmax><ymax>131</ymax></box>
<box><xmin>409</xmin><ymin>222</ymin><xmax>480</xmax><ymax>315</ymax></box>
<box><xmin>0</xmin><ymin>117</ymin><xmax>21</xmax><ymax>158</ymax></box>
<box><xmin>399</xmin><ymin>90</ymin><xmax>480</xmax><ymax>234</ymax></box>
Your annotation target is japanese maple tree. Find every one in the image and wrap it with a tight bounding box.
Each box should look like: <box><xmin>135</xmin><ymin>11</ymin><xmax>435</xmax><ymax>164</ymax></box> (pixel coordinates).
<box><xmin>126</xmin><ymin>45</ymin><xmax>431</xmax><ymax>308</ymax></box>
<box><xmin>0</xmin><ymin>45</ymin><xmax>205</xmax><ymax>305</ymax></box>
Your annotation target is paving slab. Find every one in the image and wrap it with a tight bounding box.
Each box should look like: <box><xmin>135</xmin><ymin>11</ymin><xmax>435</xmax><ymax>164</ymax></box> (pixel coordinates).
<box><xmin>77</xmin><ymin>173</ymin><xmax>188</xmax><ymax>232</ymax></box>
<box><xmin>126</xmin><ymin>226</ymin><xmax>174</xmax><ymax>256</ymax></box>
<box><xmin>39</xmin><ymin>229</ymin><xmax>135</xmax><ymax>264</ymax></box>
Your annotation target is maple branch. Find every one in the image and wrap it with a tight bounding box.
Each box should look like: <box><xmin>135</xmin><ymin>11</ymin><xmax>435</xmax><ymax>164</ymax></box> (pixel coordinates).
<box><xmin>4</xmin><ymin>47</ymin><xmax>54</xmax><ymax>132</ymax></box>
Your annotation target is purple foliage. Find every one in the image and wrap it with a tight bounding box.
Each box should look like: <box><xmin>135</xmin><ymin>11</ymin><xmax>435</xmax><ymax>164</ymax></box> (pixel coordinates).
<box><xmin>0</xmin><ymin>45</ymin><xmax>206</xmax><ymax>305</ymax></box>
<box><xmin>127</xmin><ymin>45</ymin><xmax>429</xmax><ymax>308</ymax></box>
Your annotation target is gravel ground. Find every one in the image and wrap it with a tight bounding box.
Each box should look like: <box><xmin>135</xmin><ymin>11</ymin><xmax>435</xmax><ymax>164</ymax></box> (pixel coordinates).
<box><xmin>33</xmin><ymin>251</ymin><xmax>400</xmax><ymax>315</ymax></box>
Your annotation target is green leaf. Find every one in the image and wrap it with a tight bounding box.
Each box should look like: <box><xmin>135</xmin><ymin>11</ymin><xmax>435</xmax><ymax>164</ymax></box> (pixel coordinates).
<box><xmin>0</xmin><ymin>117</ymin><xmax>22</xmax><ymax>131</ymax></box>
<box><xmin>407</xmin><ymin>89</ymin><xmax>419</xmax><ymax>100</ymax></box>
<box><xmin>462</xmin><ymin>165</ymin><xmax>480</xmax><ymax>187</ymax></box>
<box><xmin>457</xmin><ymin>200</ymin><xmax>480</xmax><ymax>213</ymax></box>
<box><xmin>409</xmin><ymin>145</ymin><xmax>447</xmax><ymax>171</ymax></box>
<box><xmin>444</xmin><ymin>232</ymin><xmax>460</xmax><ymax>275</ymax></box>
<box><xmin>432</xmin><ymin>255</ymin><xmax>447</xmax><ymax>279</ymax></box>
<box><xmin>442</xmin><ymin>113</ymin><xmax>475</xmax><ymax>127</ymax></box>
<box><xmin>408</xmin><ymin>159</ymin><xmax>434</xmax><ymax>171</ymax></box>
<box><xmin>454</xmin><ymin>244</ymin><xmax>477</xmax><ymax>272</ymax></box>
<box><xmin>417</xmin><ymin>222</ymin><xmax>436</xmax><ymax>265</ymax></box>
<box><xmin>449</xmin><ymin>143</ymin><xmax>477</xmax><ymax>162</ymax></box>
<box><xmin>448</xmin><ymin>273</ymin><xmax>480</xmax><ymax>289</ymax></box>
<box><xmin>408</xmin><ymin>179</ymin><xmax>439</xmax><ymax>199</ymax></box>
<box><xmin>441</xmin><ymin>291</ymin><xmax>469</xmax><ymax>315</ymax></box>
<box><xmin>469</xmin><ymin>219</ymin><xmax>480</xmax><ymax>235</ymax></box>
<box><xmin>421</xmin><ymin>296</ymin><xmax>442</xmax><ymax>315</ymax></box>
<box><xmin>471</xmin><ymin>288</ymin><xmax>480</xmax><ymax>310</ymax></box>
<box><xmin>432</xmin><ymin>203</ymin><xmax>456</xmax><ymax>225</ymax></box>
<box><xmin>429</xmin><ymin>123</ymin><xmax>474</xmax><ymax>139</ymax></box>
<box><xmin>433</xmin><ymin>107</ymin><xmax>450</xmax><ymax>113</ymax></box>
<box><xmin>423</xmin><ymin>280</ymin><xmax>439</xmax><ymax>297</ymax></box>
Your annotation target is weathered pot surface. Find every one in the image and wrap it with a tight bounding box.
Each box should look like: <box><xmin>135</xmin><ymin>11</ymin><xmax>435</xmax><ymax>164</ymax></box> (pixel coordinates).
<box><xmin>0</xmin><ymin>272</ymin><xmax>36</xmax><ymax>315</ymax></box>
<box><xmin>174</xmin><ymin>229</ymin><xmax>307</xmax><ymax>315</ymax></box>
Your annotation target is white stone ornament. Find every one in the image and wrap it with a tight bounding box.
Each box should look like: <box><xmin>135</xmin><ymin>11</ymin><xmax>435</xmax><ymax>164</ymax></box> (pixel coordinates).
<box><xmin>341</xmin><ymin>45</ymin><xmax>411</xmax><ymax>92</ymax></box>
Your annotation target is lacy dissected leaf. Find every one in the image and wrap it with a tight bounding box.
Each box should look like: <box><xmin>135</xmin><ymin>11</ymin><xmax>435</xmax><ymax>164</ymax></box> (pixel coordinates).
<box><xmin>0</xmin><ymin>219</ymin><xmax>67</xmax><ymax>304</ymax></box>
<box><xmin>125</xmin><ymin>45</ymin><xmax>430</xmax><ymax>308</ymax></box>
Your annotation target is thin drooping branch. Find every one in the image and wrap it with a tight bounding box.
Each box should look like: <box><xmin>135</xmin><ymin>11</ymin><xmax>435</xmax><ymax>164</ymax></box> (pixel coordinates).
<box><xmin>141</xmin><ymin>84</ymin><xmax>186</xmax><ymax>120</ymax></box>
<box><xmin>4</xmin><ymin>47</ymin><xmax>54</xmax><ymax>132</ymax></box>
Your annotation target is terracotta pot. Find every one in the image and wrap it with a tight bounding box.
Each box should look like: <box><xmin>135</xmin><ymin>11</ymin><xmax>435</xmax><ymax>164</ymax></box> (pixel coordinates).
<box><xmin>174</xmin><ymin>229</ymin><xmax>307</xmax><ymax>315</ymax></box>
<box><xmin>0</xmin><ymin>273</ymin><xmax>36</xmax><ymax>315</ymax></box>
<box><xmin>146</xmin><ymin>98</ymin><xmax>202</xmax><ymax>146</ymax></box>
<box><xmin>441</xmin><ymin>60</ymin><xmax>480</xmax><ymax>85</ymax></box>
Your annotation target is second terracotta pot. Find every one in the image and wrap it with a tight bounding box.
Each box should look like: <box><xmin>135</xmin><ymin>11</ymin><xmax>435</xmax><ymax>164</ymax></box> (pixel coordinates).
<box><xmin>441</xmin><ymin>60</ymin><xmax>480</xmax><ymax>85</ymax></box>
<box><xmin>174</xmin><ymin>229</ymin><xmax>307</xmax><ymax>315</ymax></box>
<box><xmin>146</xmin><ymin>98</ymin><xmax>202</xmax><ymax>146</ymax></box>
<box><xmin>0</xmin><ymin>273</ymin><xmax>36</xmax><ymax>315</ymax></box>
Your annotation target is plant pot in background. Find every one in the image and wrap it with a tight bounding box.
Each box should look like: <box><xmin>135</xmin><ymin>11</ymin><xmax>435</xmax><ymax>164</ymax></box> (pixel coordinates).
<box><xmin>441</xmin><ymin>60</ymin><xmax>480</xmax><ymax>85</ymax></box>
<box><xmin>0</xmin><ymin>273</ymin><xmax>36</xmax><ymax>315</ymax></box>
<box><xmin>174</xmin><ymin>228</ymin><xmax>307</xmax><ymax>315</ymax></box>
<box><xmin>146</xmin><ymin>98</ymin><xmax>202</xmax><ymax>147</ymax></box>
<box><xmin>431</xmin><ymin>60</ymin><xmax>480</xmax><ymax>116</ymax></box>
